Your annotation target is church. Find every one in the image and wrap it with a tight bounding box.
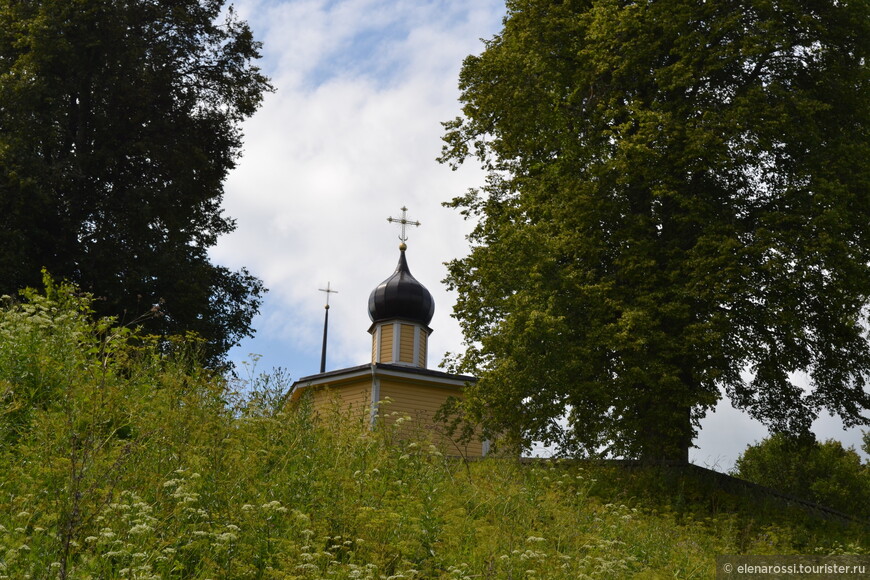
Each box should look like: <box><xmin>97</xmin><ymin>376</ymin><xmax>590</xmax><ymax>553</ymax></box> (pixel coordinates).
<box><xmin>286</xmin><ymin>208</ymin><xmax>488</xmax><ymax>458</ymax></box>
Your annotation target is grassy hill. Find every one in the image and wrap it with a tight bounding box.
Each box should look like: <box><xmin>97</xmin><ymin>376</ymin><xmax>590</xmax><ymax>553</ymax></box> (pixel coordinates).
<box><xmin>0</xmin><ymin>283</ymin><xmax>866</xmax><ymax>579</ymax></box>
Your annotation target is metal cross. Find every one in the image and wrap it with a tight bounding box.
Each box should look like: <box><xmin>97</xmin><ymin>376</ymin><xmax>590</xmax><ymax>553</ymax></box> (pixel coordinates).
<box><xmin>387</xmin><ymin>206</ymin><xmax>421</xmax><ymax>243</ymax></box>
<box><xmin>319</xmin><ymin>282</ymin><xmax>338</xmax><ymax>308</ymax></box>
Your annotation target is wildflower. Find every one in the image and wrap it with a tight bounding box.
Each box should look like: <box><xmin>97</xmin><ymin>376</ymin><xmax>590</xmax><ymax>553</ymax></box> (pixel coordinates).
<box><xmin>130</xmin><ymin>524</ymin><xmax>152</xmax><ymax>535</ymax></box>
<box><xmin>295</xmin><ymin>563</ymin><xmax>318</xmax><ymax>571</ymax></box>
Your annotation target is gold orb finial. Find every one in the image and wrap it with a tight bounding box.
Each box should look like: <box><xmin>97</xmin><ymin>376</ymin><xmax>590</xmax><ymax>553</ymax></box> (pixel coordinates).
<box><xmin>399</xmin><ymin>242</ymin><xmax>407</xmax><ymax>251</ymax></box>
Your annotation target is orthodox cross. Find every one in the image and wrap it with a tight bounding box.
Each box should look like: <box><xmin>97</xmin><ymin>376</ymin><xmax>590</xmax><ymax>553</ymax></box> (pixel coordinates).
<box><xmin>387</xmin><ymin>206</ymin><xmax>421</xmax><ymax>247</ymax></box>
<box><xmin>318</xmin><ymin>282</ymin><xmax>338</xmax><ymax>373</ymax></box>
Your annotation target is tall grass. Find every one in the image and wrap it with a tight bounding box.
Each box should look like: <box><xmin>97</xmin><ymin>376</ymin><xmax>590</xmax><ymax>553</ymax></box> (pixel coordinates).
<box><xmin>0</xmin><ymin>282</ymin><xmax>866</xmax><ymax>579</ymax></box>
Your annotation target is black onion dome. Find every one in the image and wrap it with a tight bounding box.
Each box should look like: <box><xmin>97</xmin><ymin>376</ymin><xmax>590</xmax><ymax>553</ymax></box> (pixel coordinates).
<box><xmin>368</xmin><ymin>249</ymin><xmax>435</xmax><ymax>326</ymax></box>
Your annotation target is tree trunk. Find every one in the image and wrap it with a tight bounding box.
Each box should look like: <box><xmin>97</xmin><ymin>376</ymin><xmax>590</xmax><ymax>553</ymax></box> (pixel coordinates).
<box><xmin>638</xmin><ymin>404</ymin><xmax>692</xmax><ymax>465</ymax></box>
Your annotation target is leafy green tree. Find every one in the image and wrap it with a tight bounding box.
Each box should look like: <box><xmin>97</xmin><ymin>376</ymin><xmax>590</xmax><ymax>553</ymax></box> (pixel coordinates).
<box><xmin>0</xmin><ymin>0</ymin><xmax>271</xmax><ymax>365</ymax></box>
<box><xmin>440</xmin><ymin>0</ymin><xmax>870</xmax><ymax>461</ymax></box>
<box><xmin>734</xmin><ymin>434</ymin><xmax>870</xmax><ymax>518</ymax></box>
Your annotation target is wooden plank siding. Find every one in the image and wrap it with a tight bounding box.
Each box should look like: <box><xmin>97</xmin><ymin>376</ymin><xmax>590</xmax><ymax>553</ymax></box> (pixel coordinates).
<box><xmin>288</xmin><ymin>369</ymin><xmax>484</xmax><ymax>457</ymax></box>
<box><xmin>399</xmin><ymin>323</ymin><xmax>415</xmax><ymax>363</ymax></box>
<box><xmin>417</xmin><ymin>330</ymin><xmax>427</xmax><ymax>368</ymax></box>
<box><xmin>379</xmin><ymin>380</ymin><xmax>484</xmax><ymax>457</ymax></box>
<box><xmin>379</xmin><ymin>324</ymin><xmax>394</xmax><ymax>363</ymax></box>
<box><xmin>310</xmin><ymin>379</ymin><xmax>372</xmax><ymax>420</ymax></box>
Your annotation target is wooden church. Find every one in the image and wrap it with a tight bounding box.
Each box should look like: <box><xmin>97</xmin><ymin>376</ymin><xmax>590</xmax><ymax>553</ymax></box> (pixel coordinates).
<box><xmin>287</xmin><ymin>209</ymin><xmax>487</xmax><ymax>457</ymax></box>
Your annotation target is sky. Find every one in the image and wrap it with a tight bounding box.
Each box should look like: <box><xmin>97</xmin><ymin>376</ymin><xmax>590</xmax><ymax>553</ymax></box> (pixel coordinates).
<box><xmin>210</xmin><ymin>0</ymin><xmax>868</xmax><ymax>470</ymax></box>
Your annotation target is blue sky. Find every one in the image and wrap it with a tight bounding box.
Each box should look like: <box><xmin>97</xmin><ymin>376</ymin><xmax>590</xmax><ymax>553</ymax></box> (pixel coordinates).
<box><xmin>211</xmin><ymin>0</ymin><xmax>867</xmax><ymax>468</ymax></box>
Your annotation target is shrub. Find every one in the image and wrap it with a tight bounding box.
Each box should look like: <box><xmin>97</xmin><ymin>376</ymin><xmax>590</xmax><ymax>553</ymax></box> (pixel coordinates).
<box><xmin>734</xmin><ymin>433</ymin><xmax>870</xmax><ymax>519</ymax></box>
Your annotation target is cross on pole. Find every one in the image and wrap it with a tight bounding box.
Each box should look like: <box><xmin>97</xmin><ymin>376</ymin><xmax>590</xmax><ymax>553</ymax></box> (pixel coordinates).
<box><xmin>319</xmin><ymin>281</ymin><xmax>338</xmax><ymax>309</ymax></box>
<box><xmin>318</xmin><ymin>282</ymin><xmax>338</xmax><ymax>373</ymax></box>
<box><xmin>387</xmin><ymin>206</ymin><xmax>421</xmax><ymax>247</ymax></box>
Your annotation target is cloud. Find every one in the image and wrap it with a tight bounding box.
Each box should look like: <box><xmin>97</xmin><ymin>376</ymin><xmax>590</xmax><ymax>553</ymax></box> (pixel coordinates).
<box><xmin>212</xmin><ymin>0</ymin><xmax>505</xmax><ymax>377</ymax></box>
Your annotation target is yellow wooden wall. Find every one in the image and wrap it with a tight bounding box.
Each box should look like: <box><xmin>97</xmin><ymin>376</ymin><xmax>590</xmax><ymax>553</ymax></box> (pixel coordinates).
<box><xmin>379</xmin><ymin>380</ymin><xmax>484</xmax><ymax>457</ymax></box>
<box><xmin>417</xmin><ymin>329</ymin><xmax>427</xmax><ymax>368</ymax></box>
<box><xmin>292</xmin><ymin>374</ymin><xmax>485</xmax><ymax>457</ymax></box>
<box><xmin>379</xmin><ymin>324</ymin><xmax>394</xmax><ymax>362</ymax></box>
<box><xmin>399</xmin><ymin>323</ymin><xmax>415</xmax><ymax>363</ymax></box>
<box><xmin>310</xmin><ymin>378</ymin><xmax>372</xmax><ymax>419</ymax></box>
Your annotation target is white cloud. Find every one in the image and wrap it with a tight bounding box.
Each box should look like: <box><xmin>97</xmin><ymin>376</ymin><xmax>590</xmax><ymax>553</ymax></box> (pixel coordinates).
<box><xmin>213</xmin><ymin>0</ymin><xmax>504</xmax><ymax>376</ymax></box>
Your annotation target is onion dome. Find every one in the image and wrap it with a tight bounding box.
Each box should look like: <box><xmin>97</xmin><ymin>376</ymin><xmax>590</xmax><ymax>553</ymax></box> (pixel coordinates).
<box><xmin>368</xmin><ymin>247</ymin><xmax>435</xmax><ymax>326</ymax></box>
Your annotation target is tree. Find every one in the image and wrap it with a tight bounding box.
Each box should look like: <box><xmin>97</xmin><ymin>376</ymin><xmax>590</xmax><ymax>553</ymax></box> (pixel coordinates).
<box><xmin>440</xmin><ymin>0</ymin><xmax>870</xmax><ymax>461</ymax></box>
<box><xmin>0</xmin><ymin>0</ymin><xmax>271</xmax><ymax>365</ymax></box>
<box><xmin>734</xmin><ymin>434</ymin><xmax>870</xmax><ymax>518</ymax></box>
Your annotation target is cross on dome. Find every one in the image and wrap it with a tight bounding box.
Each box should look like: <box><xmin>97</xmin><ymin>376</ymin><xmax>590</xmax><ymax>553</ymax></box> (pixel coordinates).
<box><xmin>387</xmin><ymin>206</ymin><xmax>420</xmax><ymax>249</ymax></box>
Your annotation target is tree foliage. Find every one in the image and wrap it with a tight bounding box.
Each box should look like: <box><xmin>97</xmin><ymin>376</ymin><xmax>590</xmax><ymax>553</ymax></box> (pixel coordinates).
<box><xmin>0</xmin><ymin>0</ymin><xmax>271</xmax><ymax>365</ymax></box>
<box><xmin>440</xmin><ymin>0</ymin><xmax>870</xmax><ymax>460</ymax></box>
<box><xmin>734</xmin><ymin>434</ymin><xmax>870</xmax><ymax>519</ymax></box>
